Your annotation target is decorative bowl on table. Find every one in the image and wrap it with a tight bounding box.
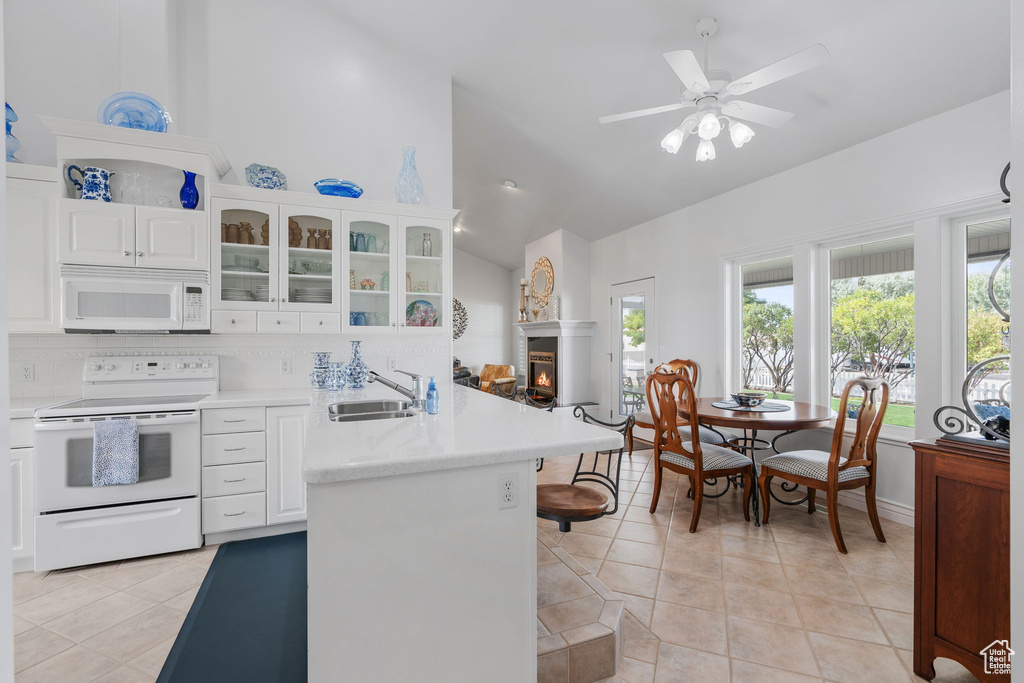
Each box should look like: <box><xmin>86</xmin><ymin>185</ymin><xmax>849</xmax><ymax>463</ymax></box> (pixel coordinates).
<box><xmin>406</xmin><ymin>300</ymin><xmax>438</xmax><ymax>327</ymax></box>
<box><xmin>732</xmin><ymin>391</ymin><xmax>768</xmax><ymax>407</ymax></box>
<box><xmin>97</xmin><ymin>91</ymin><xmax>172</xmax><ymax>132</ymax></box>
<box><xmin>314</xmin><ymin>179</ymin><xmax>363</xmax><ymax>198</ymax></box>
<box><xmin>233</xmin><ymin>254</ymin><xmax>261</xmax><ymax>270</ymax></box>
<box><xmin>300</xmin><ymin>260</ymin><xmax>332</xmax><ymax>274</ymax></box>
<box><xmin>245</xmin><ymin>163</ymin><xmax>287</xmax><ymax>190</ymax></box>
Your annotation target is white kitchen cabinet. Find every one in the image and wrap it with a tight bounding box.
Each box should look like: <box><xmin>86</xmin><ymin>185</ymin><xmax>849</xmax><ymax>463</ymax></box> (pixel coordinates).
<box><xmin>201</xmin><ymin>406</ymin><xmax>268</xmax><ymax>535</ymax></box>
<box><xmin>11</xmin><ymin>418</ymin><xmax>35</xmax><ymax>564</ymax></box>
<box><xmin>7</xmin><ymin>167</ymin><xmax>60</xmax><ymax>333</ymax></box>
<box><xmin>266</xmin><ymin>406</ymin><xmax>308</xmax><ymax>525</ymax></box>
<box><xmin>59</xmin><ymin>199</ymin><xmax>207</xmax><ymax>270</ymax></box>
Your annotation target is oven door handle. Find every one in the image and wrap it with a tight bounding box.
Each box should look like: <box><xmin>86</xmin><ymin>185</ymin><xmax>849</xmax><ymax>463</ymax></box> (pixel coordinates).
<box><xmin>34</xmin><ymin>413</ymin><xmax>200</xmax><ymax>432</ymax></box>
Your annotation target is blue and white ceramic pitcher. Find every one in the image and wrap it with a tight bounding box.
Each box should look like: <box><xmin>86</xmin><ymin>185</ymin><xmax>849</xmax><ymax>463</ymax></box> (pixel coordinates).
<box><xmin>67</xmin><ymin>165</ymin><xmax>115</xmax><ymax>202</ymax></box>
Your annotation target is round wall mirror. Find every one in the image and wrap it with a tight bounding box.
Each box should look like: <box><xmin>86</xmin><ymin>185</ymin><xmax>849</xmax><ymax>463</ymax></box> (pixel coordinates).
<box><xmin>531</xmin><ymin>257</ymin><xmax>554</xmax><ymax>308</ymax></box>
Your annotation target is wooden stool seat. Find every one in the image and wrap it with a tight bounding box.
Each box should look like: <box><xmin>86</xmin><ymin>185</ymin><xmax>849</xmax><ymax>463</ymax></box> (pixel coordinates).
<box><xmin>537</xmin><ymin>484</ymin><xmax>609</xmax><ymax>519</ymax></box>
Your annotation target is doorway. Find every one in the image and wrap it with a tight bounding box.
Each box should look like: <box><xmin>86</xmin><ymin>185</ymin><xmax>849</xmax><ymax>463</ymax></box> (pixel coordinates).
<box><xmin>611</xmin><ymin>278</ymin><xmax>656</xmax><ymax>419</ymax></box>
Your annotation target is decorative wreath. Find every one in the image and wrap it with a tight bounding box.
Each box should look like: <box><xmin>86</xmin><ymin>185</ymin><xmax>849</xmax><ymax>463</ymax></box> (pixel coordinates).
<box><xmin>452</xmin><ymin>298</ymin><xmax>469</xmax><ymax>339</ymax></box>
<box><xmin>531</xmin><ymin>256</ymin><xmax>554</xmax><ymax>308</ymax></box>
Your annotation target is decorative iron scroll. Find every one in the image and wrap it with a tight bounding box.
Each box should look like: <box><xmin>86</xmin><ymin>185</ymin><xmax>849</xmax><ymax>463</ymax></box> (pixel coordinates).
<box><xmin>933</xmin><ymin>246</ymin><xmax>1011</xmax><ymax>444</ymax></box>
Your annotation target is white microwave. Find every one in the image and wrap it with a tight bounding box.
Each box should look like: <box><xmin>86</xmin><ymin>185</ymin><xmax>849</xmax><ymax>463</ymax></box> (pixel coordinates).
<box><xmin>61</xmin><ymin>266</ymin><xmax>210</xmax><ymax>333</ymax></box>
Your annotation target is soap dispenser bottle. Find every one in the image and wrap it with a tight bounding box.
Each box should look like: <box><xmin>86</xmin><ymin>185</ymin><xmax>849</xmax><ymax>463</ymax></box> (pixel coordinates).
<box><xmin>425</xmin><ymin>377</ymin><xmax>439</xmax><ymax>415</ymax></box>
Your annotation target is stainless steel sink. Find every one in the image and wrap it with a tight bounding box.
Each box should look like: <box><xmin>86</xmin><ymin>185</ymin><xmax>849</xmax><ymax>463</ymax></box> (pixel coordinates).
<box><xmin>329</xmin><ymin>410</ymin><xmax>417</xmax><ymax>423</ymax></box>
<box><xmin>327</xmin><ymin>400</ymin><xmax>416</xmax><ymax>422</ymax></box>
<box><xmin>328</xmin><ymin>399</ymin><xmax>412</xmax><ymax>415</ymax></box>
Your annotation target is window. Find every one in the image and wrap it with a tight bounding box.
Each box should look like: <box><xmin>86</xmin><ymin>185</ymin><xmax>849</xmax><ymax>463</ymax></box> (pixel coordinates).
<box><xmin>965</xmin><ymin>219</ymin><xmax>1010</xmax><ymax>407</ymax></box>
<box><xmin>741</xmin><ymin>257</ymin><xmax>794</xmax><ymax>397</ymax></box>
<box><xmin>829</xmin><ymin>236</ymin><xmax>915</xmax><ymax>427</ymax></box>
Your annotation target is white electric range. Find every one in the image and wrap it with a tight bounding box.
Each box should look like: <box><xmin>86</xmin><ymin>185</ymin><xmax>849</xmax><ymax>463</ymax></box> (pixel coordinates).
<box><xmin>33</xmin><ymin>355</ymin><xmax>219</xmax><ymax>571</ymax></box>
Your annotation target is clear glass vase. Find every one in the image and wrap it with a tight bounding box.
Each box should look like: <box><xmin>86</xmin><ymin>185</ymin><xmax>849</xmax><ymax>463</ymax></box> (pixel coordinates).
<box><xmin>395</xmin><ymin>146</ymin><xmax>423</xmax><ymax>205</ymax></box>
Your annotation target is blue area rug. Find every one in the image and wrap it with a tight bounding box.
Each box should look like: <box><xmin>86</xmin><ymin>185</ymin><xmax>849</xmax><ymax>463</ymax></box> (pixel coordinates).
<box><xmin>158</xmin><ymin>532</ymin><xmax>307</xmax><ymax>683</ymax></box>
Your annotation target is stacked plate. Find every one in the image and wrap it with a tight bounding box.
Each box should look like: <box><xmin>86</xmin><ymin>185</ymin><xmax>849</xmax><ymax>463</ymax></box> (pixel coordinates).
<box><xmin>222</xmin><ymin>287</ymin><xmax>255</xmax><ymax>302</ymax></box>
<box><xmin>295</xmin><ymin>288</ymin><xmax>332</xmax><ymax>304</ymax></box>
<box><xmin>255</xmin><ymin>285</ymin><xmax>272</xmax><ymax>301</ymax></box>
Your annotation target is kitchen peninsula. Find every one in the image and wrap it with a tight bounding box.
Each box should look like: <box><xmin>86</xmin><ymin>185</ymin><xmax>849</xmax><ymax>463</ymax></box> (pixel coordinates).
<box><xmin>303</xmin><ymin>383</ymin><xmax>621</xmax><ymax>682</ymax></box>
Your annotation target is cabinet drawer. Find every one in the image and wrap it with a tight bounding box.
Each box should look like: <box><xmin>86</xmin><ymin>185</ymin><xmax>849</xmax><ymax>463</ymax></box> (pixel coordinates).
<box><xmin>202</xmin><ymin>492</ymin><xmax>266</xmax><ymax>534</ymax></box>
<box><xmin>202</xmin><ymin>462</ymin><xmax>266</xmax><ymax>498</ymax></box>
<box><xmin>11</xmin><ymin>419</ymin><xmax>34</xmax><ymax>449</ymax></box>
<box><xmin>201</xmin><ymin>407</ymin><xmax>266</xmax><ymax>435</ymax></box>
<box><xmin>301</xmin><ymin>312</ymin><xmax>341</xmax><ymax>334</ymax></box>
<box><xmin>258</xmin><ymin>311</ymin><xmax>300</xmax><ymax>333</ymax></box>
<box><xmin>211</xmin><ymin>310</ymin><xmax>257</xmax><ymax>334</ymax></box>
<box><xmin>202</xmin><ymin>431</ymin><xmax>266</xmax><ymax>465</ymax></box>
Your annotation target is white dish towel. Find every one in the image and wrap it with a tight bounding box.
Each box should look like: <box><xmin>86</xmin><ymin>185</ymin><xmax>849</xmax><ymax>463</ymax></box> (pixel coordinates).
<box><xmin>92</xmin><ymin>418</ymin><xmax>140</xmax><ymax>486</ymax></box>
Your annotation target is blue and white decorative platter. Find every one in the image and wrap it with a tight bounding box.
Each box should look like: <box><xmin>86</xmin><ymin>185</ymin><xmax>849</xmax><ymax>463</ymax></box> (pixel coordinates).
<box><xmin>245</xmin><ymin>163</ymin><xmax>287</xmax><ymax>190</ymax></box>
<box><xmin>314</xmin><ymin>179</ymin><xmax>363</xmax><ymax>198</ymax></box>
<box><xmin>97</xmin><ymin>92</ymin><xmax>171</xmax><ymax>132</ymax></box>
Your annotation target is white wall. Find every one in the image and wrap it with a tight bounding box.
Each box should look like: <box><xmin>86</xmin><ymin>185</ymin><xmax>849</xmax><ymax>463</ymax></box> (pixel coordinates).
<box><xmin>589</xmin><ymin>90</ymin><xmax>1010</xmax><ymax>510</ymax></box>
<box><xmin>452</xmin><ymin>249</ymin><xmax>514</xmax><ymax>373</ymax></box>
<box><xmin>5</xmin><ymin>0</ymin><xmax>454</xmax><ymax>208</ymax></box>
<box><xmin>524</xmin><ymin>228</ymin><xmax>590</xmax><ymax>319</ymax></box>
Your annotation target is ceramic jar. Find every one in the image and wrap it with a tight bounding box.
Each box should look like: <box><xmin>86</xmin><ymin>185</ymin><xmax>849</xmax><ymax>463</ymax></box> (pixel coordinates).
<box><xmin>67</xmin><ymin>165</ymin><xmax>115</xmax><ymax>202</ymax></box>
<box><xmin>343</xmin><ymin>341</ymin><xmax>369</xmax><ymax>388</ymax></box>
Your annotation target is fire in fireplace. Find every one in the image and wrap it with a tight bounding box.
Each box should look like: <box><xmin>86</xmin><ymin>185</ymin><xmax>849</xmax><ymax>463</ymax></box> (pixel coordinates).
<box><xmin>528</xmin><ymin>351</ymin><xmax>556</xmax><ymax>397</ymax></box>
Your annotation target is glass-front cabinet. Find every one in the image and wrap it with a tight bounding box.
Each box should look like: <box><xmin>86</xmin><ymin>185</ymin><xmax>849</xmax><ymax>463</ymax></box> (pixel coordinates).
<box><xmin>280</xmin><ymin>205</ymin><xmax>341</xmax><ymax>313</ymax></box>
<box><xmin>400</xmin><ymin>217</ymin><xmax>448</xmax><ymax>333</ymax></box>
<box><xmin>213</xmin><ymin>198</ymin><xmax>278</xmax><ymax>310</ymax></box>
<box><xmin>345</xmin><ymin>212</ymin><xmax>396</xmax><ymax>331</ymax></box>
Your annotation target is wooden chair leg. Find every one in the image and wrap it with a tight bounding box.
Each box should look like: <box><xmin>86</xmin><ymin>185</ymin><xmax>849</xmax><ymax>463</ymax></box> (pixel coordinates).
<box><xmin>826</xmin><ymin>487</ymin><xmax>847</xmax><ymax>553</ymax></box>
<box><xmin>649</xmin><ymin>459</ymin><xmax>664</xmax><ymax>513</ymax></box>
<box><xmin>807</xmin><ymin>488</ymin><xmax>817</xmax><ymax>514</ymax></box>
<box><xmin>864</xmin><ymin>479</ymin><xmax>886</xmax><ymax>543</ymax></box>
<box><xmin>689</xmin><ymin>475</ymin><xmax>704</xmax><ymax>533</ymax></box>
<box><xmin>626</xmin><ymin>426</ymin><xmax>634</xmax><ymax>458</ymax></box>
<box><xmin>758</xmin><ymin>472</ymin><xmax>772</xmax><ymax>524</ymax></box>
<box><xmin>742</xmin><ymin>467</ymin><xmax>753</xmax><ymax>522</ymax></box>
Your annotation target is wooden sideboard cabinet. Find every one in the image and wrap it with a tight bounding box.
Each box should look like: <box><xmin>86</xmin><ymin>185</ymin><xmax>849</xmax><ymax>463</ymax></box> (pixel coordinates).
<box><xmin>911</xmin><ymin>438</ymin><xmax>1010</xmax><ymax>681</ymax></box>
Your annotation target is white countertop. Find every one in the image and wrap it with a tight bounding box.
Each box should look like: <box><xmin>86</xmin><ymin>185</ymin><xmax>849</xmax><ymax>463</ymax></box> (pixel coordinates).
<box><xmin>10</xmin><ymin>396</ymin><xmax>79</xmax><ymax>419</ymax></box>
<box><xmin>198</xmin><ymin>389</ymin><xmax>314</xmax><ymax>410</ymax></box>
<box><xmin>303</xmin><ymin>384</ymin><xmax>622</xmax><ymax>484</ymax></box>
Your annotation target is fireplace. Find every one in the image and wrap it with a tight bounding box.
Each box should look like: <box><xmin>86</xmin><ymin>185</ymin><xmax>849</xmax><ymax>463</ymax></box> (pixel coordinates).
<box><xmin>527</xmin><ymin>337</ymin><xmax>557</xmax><ymax>398</ymax></box>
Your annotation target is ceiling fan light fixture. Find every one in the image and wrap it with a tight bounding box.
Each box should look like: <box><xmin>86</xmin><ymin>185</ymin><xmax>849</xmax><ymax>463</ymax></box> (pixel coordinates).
<box><xmin>660</xmin><ymin>128</ymin><xmax>686</xmax><ymax>154</ymax></box>
<box><xmin>729</xmin><ymin>120</ymin><xmax>755</xmax><ymax>148</ymax></box>
<box><xmin>696</xmin><ymin>139</ymin><xmax>716</xmax><ymax>162</ymax></box>
<box><xmin>697</xmin><ymin>111</ymin><xmax>722</xmax><ymax>140</ymax></box>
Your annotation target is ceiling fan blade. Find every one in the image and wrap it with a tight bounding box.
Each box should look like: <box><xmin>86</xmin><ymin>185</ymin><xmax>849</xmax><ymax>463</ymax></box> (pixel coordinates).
<box><xmin>663</xmin><ymin>50</ymin><xmax>710</xmax><ymax>93</ymax></box>
<box><xmin>598</xmin><ymin>102</ymin><xmax>691</xmax><ymax>124</ymax></box>
<box><xmin>725</xmin><ymin>44</ymin><xmax>830</xmax><ymax>96</ymax></box>
<box><xmin>720</xmin><ymin>100</ymin><xmax>795</xmax><ymax>128</ymax></box>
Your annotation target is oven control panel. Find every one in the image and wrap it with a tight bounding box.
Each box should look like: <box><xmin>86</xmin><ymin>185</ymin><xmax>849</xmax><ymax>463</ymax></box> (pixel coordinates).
<box><xmin>84</xmin><ymin>356</ymin><xmax>219</xmax><ymax>381</ymax></box>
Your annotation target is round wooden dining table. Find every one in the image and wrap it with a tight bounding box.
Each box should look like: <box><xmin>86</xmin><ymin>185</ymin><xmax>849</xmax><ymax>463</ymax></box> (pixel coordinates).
<box><xmin>676</xmin><ymin>398</ymin><xmax>836</xmax><ymax>526</ymax></box>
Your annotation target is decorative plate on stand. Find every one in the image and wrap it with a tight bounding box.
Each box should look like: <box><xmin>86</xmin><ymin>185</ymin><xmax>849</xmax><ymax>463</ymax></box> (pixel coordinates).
<box><xmin>97</xmin><ymin>92</ymin><xmax>172</xmax><ymax>132</ymax></box>
<box><xmin>245</xmin><ymin>163</ymin><xmax>287</xmax><ymax>190</ymax></box>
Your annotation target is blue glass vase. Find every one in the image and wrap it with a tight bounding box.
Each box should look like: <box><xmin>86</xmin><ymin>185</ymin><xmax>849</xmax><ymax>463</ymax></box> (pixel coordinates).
<box><xmin>6</xmin><ymin>103</ymin><xmax>22</xmax><ymax>163</ymax></box>
<box><xmin>179</xmin><ymin>170</ymin><xmax>199</xmax><ymax>209</ymax></box>
<box><xmin>395</xmin><ymin>146</ymin><xmax>423</xmax><ymax>205</ymax></box>
<box><xmin>343</xmin><ymin>341</ymin><xmax>369</xmax><ymax>389</ymax></box>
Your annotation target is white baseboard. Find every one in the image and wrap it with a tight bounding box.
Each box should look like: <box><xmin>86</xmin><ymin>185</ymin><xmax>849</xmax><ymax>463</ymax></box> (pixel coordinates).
<box><xmin>836</xmin><ymin>489</ymin><xmax>914</xmax><ymax>527</ymax></box>
<box><xmin>204</xmin><ymin>520</ymin><xmax>307</xmax><ymax>546</ymax></box>
<box><xmin>13</xmin><ymin>557</ymin><xmax>33</xmax><ymax>574</ymax></box>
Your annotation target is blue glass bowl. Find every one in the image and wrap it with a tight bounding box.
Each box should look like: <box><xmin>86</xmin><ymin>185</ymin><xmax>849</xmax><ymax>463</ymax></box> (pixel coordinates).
<box><xmin>97</xmin><ymin>92</ymin><xmax>171</xmax><ymax>133</ymax></box>
<box><xmin>314</xmin><ymin>179</ymin><xmax>363</xmax><ymax>198</ymax></box>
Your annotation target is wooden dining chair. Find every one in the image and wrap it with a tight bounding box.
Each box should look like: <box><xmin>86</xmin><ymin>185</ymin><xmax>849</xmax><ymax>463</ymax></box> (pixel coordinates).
<box><xmin>628</xmin><ymin>359</ymin><xmax>729</xmax><ymax>457</ymax></box>
<box><xmin>646</xmin><ymin>372</ymin><xmax>754</xmax><ymax>532</ymax></box>
<box><xmin>758</xmin><ymin>377</ymin><xmax>889</xmax><ymax>553</ymax></box>
<box><xmin>536</xmin><ymin>407</ymin><xmax>633</xmax><ymax>532</ymax></box>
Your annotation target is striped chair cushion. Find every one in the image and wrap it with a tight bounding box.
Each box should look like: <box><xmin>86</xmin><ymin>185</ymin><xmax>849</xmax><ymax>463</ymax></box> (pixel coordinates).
<box><xmin>660</xmin><ymin>442</ymin><xmax>751</xmax><ymax>472</ymax></box>
<box><xmin>633</xmin><ymin>411</ymin><xmax>726</xmax><ymax>444</ymax></box>
<box><xmin>760</xmin><ymin>450</ymin><xmax>870</xmax><ymax>483</ymax></box>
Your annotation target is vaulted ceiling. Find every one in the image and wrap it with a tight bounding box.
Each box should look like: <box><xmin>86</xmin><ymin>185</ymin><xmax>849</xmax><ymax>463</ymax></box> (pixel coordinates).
<box><xmin>327</xmin><ymin>0</ymin><xmax>1010</xmax><ymax>269</ymax></box>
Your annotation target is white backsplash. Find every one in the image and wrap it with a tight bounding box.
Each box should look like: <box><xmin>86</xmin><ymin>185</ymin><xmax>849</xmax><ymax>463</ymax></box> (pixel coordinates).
<box><xmin>8</xmin><ymin>334</ymin><xmax>453</xmax><ymax>399</ymax></box>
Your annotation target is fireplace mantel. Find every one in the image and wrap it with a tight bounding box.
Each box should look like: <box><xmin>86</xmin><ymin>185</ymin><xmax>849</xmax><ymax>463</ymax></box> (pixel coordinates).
<box><xmin>516</xmin><ymin>320</ymin><xmax>596</xmax><ymax>337</ymax></box>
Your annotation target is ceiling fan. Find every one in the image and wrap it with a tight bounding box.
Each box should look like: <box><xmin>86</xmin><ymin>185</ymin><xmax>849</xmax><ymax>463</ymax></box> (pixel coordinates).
<box><xmin>599</xmin><ymin>18</ymin><xmax>829</xmax><ymax>161</ymax></box>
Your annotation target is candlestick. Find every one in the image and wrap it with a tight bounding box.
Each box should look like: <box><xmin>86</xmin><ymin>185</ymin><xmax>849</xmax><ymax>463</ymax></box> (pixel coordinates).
<box><xmin>520</xmin><ymin>278</ymin><xmax>527</xmax><ymax>286</ymax></box>
<box><xmin>519</xmin><ymin>282</ymin><xmax>528</xmax><ymax>322</ymax></box>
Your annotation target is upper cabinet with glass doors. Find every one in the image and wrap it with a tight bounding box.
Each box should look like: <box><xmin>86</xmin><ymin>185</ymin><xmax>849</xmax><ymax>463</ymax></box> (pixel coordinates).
<box><xmin>210</xmin><ymin>184</ymin><xmax>456</xmax><ymax>335</ymax></box>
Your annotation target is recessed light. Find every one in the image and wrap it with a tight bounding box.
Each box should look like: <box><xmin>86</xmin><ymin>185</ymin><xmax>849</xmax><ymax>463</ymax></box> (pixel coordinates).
<box><xmin>503</xmin><ymin>179</ymin><xmax>518</xmax><ymax>189</ymax></box>
<box><xmin>454</xmin><ymin>226</ymin><xmax>462</xmax><ymax>232</ymax></box>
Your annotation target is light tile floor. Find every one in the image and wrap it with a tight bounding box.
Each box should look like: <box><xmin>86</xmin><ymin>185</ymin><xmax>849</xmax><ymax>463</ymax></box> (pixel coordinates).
<box><xmin>539</xmin><ymin>447</ymin><xmax>981</xmax><ymax>683</ymax></box>
<box><xmin>11</xmin><ymin>446</ymin><xmax>984</xmax><ymax>682</ymax></box>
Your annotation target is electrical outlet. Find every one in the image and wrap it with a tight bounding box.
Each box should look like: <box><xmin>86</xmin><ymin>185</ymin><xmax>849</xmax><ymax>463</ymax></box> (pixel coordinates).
<box><xmin>388</xmin><ymin>356</ymin><xmax>397</xmax><ymax>371</ymax></box>
<box><xmin>280</xmin><ymin>358</ymin><xmax>293</xmax><ymax>375</ymax></box>
<box><xmin>497</xmin><ymin>472</ymin><xmax>519</xmax><ymax>510</ymax></box>
<box><xmin>20</xmin><ymin>364</ymin><xmax>34</xmax><ymax>382</ymax></box>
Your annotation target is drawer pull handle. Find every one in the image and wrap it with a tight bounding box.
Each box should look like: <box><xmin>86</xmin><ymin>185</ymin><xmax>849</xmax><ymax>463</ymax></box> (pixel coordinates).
<box><xmin>224</xmin><ymin>478</ymin><xmax>246</xmax><ymax>483</ymax></box>
<box><xmin>224</xmin><ymin>447</ymin><xmax>246</xmax><ymax>452</ymax></box>
<box><xmin>223</xmin><ymin>511</ymin><xmax>245</xmax><ymax>517</ymax></box>
<box><xmin>223</xmin><ymin>419</ymin><xmax>246</xmax><ymax>423</ymax></box>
